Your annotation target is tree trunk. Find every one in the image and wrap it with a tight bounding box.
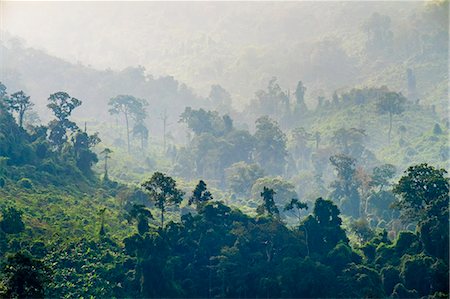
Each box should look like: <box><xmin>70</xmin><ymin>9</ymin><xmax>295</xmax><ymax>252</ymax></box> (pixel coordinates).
<box><xmin>365</xmin><ymin>196</ymin><xmax>369</xmax><ymax>217</ymax></box>
<box><xmin>104</xmin><ymin>156</ymin><xmax>108</xmax><ymax>178</ymax></box>
<box><xmin>19</xmin><ymin>110</ymin><xmax>24</xmax><ymax>128</ymax></box>
<box><xmin>161</xmin><ymin>208</ymin><xmax>164</xmax><ymax>228</ymax></box>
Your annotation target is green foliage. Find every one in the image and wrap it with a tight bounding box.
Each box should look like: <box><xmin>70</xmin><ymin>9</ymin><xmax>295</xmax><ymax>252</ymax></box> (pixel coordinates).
<box><xmin>376</xmin><ymin>91</ymin><xmax>406</xmax><ymax>143</ymax></box>
<box><xmin>254</xmin><ymin>116</ymin><xmax>287</xmax><ymax>175</ymax></box>
<box><xmin>391</xmin><ymin>283</ymin><xmax>419</xmax><ymax>298</ymax></box>
<box><xmin>47</xmin><ymin>92</ymin><xmax>82</xmax><ymax>150</ymax></box>
<box><xmin>175</xmin><ymin>109</ymin><xmax>256</xmax><ymax>185</ymax></box>
<box><xmin>0</xmin><ymin>21</ymin><xmax>448</xmax><ymax>295</ymax></box>
<box><xmin>141</xmin><ymin>172</ymin><xmax>184</xmax><ymax>227</ymax></box>
<box><xmin>71</xmin><ymin>131</ymin><xmax>100</xmax><ymax>175</ymax></box>
<box><xmin>301</xmin><ymin>198</ymin><xmax>348</xmax><ymax>256</ymax></box>
<box><xmin>294</xmin><ymin>81</ymin><xmax>307</xmax><ymax>113</ymax></box>
<box><xmin>17</xmin><ymin>178</ymin><xmax>33</xmax><ymax>189</ymax></box>
<box><xmin>249</xmin><ymin>77</ymin><xmax>290</xmax><ymax>123</ymax></box>
<box><xmin>337</xmin><ymin>264</ymin><xmax>384</xmax><ymax>298</ymax></box>
<box><xmin>127</xmin><ymin>204</ymin><xmax>153</xmax><ymax>235</ymax></box>
<box><xmin>349</xmin><ymin>218</ymin><xmax>375</xmax><ymax>244</ymax></box>
<box><xmin>370</xmin><ymin>164</ymin><xmax>396</xmax><ymax>191</ymax></box>
<box><xmin>279</xmin><ymin>257</ymin><xmax>335</xmax><ymax>298</ymax></box>
<box><xmin>393</xmin><ymin>163</ymin><xmax>449</xmax><ymax>222</ymax></box>
<box><xmin>4</xmin><ymin>91</ymin><xmax>33</xmax><ymax>128</ymax></box>
<box><xmin>331</xmin><ymin>127</ymin><xmax>367</xmax><ymax>160</ymax></box>
<box><xmin>400</xmin><ymin>253</ymin><xmax>434</xmax><ymax>296</ymax></box>
<box><xmin>251</xmin><ymin>176</ymin><xmax>297</xmax><ymax>214</ymax></box>
<box><xmin>180</xmin><ymin>107</ymin><xmax>231</xmax><ymax>137</ymax></box>
<box><xmin>257</xmin><ymin>187</ymin><xmax>279</xmax><ymax>217</ymax></box>
<box><xmin>0</xmin><ymin>158</ymin><xmax>448</xmax><ymax>298</ymax></box>
<box><xmin>133</xmin><ymin>118</ymin><xmax>149</xmax><ymax>150</ymax></box>
<box><xmin>99</xmin><ymin>148</ymin><xmax>113</xmax><ymax>180</ymax></box>
<box><xmin>381</xmin><ymin>265</ymin><xmax>400</xmax><ymax>296</ymax></box>
<box><xmin>394</xmin><ymin>231</ymin><xmax>422</xmax><ymax>256</ymax></box>
<box><xmin>0</xmin><ymin>252</ymin><xmax>48</xmax><ymax>298</ymax></box>
<box><xmin>433</xmin><ymin>123</ymin><xmax>443</xmax><ymax>135</ymax></box>
<box><xmin>329</xmin><ymin>154</ymin><xmax>361</xmax><ymax>218</ymax></box>
<box><xmin>284</xmin><ymin>198</ymin><xmax>308</xmax><ymax>224</ymax></box>
<box><xmin>419</xmin><ymin>208</ymin><xmax>449</xmax><ymax>262</ymax></box>
<box><xmin>44</xmin><ymin>239</ymin><xmax>125</xmax><ymax>298</ymax></box>
<box><xmin>108</xmin><ymin>95</ymin><xmax>148</xmax><ymax>153</ymax></box>
<box><xmin>225</xmin><ymin>162</ymin><xmax>264</xmax><ymax>195</ymax></box>
<box><xmin>326</xmin><ymin>242</ymin><xmax>361</xmax><ymax>272</ymax></box>
<box><xmin>0</xmin><ymin>206</ymin><xmax>25</xmax><ymax>234</ymax></box>
<box><xmin>188</xmin><ymin>180</ymin><xmax>213</xmax><ymax>210</ymax></box>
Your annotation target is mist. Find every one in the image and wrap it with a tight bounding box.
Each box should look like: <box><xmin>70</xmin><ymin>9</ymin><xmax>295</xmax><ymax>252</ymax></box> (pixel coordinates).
<box><xmin>2</xmin><ymin>1</ymin><xmax>428</xmax><ymax>105</ymax></box>
<box><xmin>0</xmin><ymin>1</ymin><xmax>448</xmax><ymax>298</ymax></box>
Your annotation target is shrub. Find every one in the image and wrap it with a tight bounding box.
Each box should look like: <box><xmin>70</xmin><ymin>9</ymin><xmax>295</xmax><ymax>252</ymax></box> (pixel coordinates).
<box><xmin>38</xmin><ymin>161</ymin><xmax>57</xmax><ymax>175</ymax></box>
<box><xmin>34</xmin><ymin>142</ymin><xmax>48</xmax><ymax>159</ymax></box>
<box><xmin>0</xmin><ymin>206</ymin><xmax>25</xmax><ymax>234</ymax></box>
<box><xmin>17</xmin><ymin>178</ymin><xmax>33</xmax><ymax>189</ymax></box>
<box><xmin>433</xmin><ymin>123</ymin><xmax>443</xmax><ymax>135</ymax></box>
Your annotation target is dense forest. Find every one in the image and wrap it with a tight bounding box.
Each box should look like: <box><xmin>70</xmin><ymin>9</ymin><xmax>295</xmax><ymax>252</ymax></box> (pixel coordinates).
<box><xmin>0</xmin><ymin>1</ymin><xmax>448</xmax><ymax>298</ymax></box>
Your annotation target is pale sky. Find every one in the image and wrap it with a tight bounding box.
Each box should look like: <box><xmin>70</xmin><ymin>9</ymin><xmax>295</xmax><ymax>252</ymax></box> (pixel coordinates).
<box><xmin>0</xmin><ymin>1</ymin><xmax>423</xmax><ymax>102</ymax></box>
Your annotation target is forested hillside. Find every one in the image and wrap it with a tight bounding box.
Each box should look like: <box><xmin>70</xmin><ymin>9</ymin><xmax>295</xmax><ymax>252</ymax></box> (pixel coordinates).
<box><xmin>0</xmin><ymin>88</ymin><xmax>448</xmax><ymax>297</ymax></box>
<box><xmin>0</xmin><ymin>1</ymin><xmax>448</xmax><ymax>298</ymax></box>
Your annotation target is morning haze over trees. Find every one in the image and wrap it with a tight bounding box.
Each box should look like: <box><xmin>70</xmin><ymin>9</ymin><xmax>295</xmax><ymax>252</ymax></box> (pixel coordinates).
<box><xmin>0</xmin><ymin>1</ymin><xmax>448</xmax><ymax>298</ymax></box>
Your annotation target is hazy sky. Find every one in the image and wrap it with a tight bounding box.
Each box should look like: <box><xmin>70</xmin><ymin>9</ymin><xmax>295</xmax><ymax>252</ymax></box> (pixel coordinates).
<box><xmin>1</xmin><ymin>1</ymin><xmax>406</xmax><ymax>69</ymax></box>
<box><xmin>1</xmin><ymin>1</ymin><xmax>421</xmax><ymax>102</ymax></box>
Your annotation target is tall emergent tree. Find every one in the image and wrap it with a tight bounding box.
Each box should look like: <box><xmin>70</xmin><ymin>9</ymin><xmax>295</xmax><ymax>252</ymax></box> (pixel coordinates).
<box><xmin>71</xmin><ymin>130</ymin><xmax>101</xmax><ymax>174</ymax></box>
<box><xmin>127</xmin><ymin>204</ymin><xmax>153</xmax><ymax>235</ymax></box>
<box><xmin>376</xmin><ymin>91</ymin><xmax>406</xmax><ymax>144</ymax></box>
<box><xmin>331</xmin><ymin>128</ymin><xmax>366</xmax><ymax>160</ymax></box>
<box><xmin>254</xmin><ymin>116</ymin><xmax>288</xmax><ymax>175</ymax></box>
<box><xmin>370</xmin><ymin>164</ymin><xmax>396</xmax><ymax>192</ymax></box>
<box><xmin>100</xmin><ymin>148</ymin><xmax>112</xmax><ymax>180</ymax></box>
<box><xmin>225</xmin><ymin>162</ymin><xmax>264</xmax><ymax>196</ymax></box>
<box><xmin>0</xmin><ymin>83</ymin><xmax>8</xmax><ymax>117</ymax></box>
<box><xmin>301</xmin><ymin>198</ymin><xmax>348</xmax><ymax>255</ymax></box>
<box><xmin>290</xmin><ymin>127</ymin><xmax>313</xmax><ymax>170</ymax></box>
<box><xmin>393</xmin><ymin>163</ymin><xmax>448</xmax><ymax>222</ymax></box>
<box><xmin>98</xmin><ymin>208</ymin><xmax>107</xmax><ymax>236</ymax></box>
<box><xmin>0</xmin><ymin>82</ymin><xmax>7</xmax><ymax>99</ymax></box>
<box><xmin>133</xmin><ymin>118</ymin><xmax>149</xmax><ymax>150</ymax></box>
<box><xmin>179</xmin><ymin>107</ymin><xmax>227</xmax><ymax>137</ymax></box>
<box><xmin>363</xmin><ymin>12</ymin><xmax>393</xmax><ymax>55</ymax></box>
<box><xmin>284</xmin><ymin>198</ymin><xmax>308</xmax><ymax>225</ymax></box>
<box><xmin>141</xmin><ymin>172</ymin><xmax>184</xmax><ymax>228</ymax></box>
<box><xmin>330</xmin><ymin>154</ymin><xmax>361</xmax><ymax>218</ymax></box>
<box><xmin>294</xmin><ymin>80</ymin><xmax>307</xmax><ymax>113</ymax></box>
<box><xmin>257</xmin><ymin>186</ymin><xmax>279</xmax><ymax>217</ymax></box>
<box><xmin>108</xmin><ymin>95</ymin><xmax>148</xmax><ymax>153</ymax></box>
<box><xmin>189</xmin><ymin>180</ymin><xmax>213</xmax><ymax>211</ymax></box>
<box><xmin>5</xmin><ymin>91</ymin><xmax>33</xmax><ymax>128</ymax></box>
<box><xmin>393</xmin><ymin>164</ymin><xmax>449</xmax><ymax>262</ymax></box>
<box><xmin>47</xmin><ymin>92</ymin><xmax>82</xmax><ymax>151</ymax></box>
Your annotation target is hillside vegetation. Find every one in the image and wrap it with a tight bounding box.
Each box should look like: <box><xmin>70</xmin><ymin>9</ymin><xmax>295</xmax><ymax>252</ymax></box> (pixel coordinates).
<box><xmin>0</xmin><ymin>1</ymin><xmax>448</xmax><ymax>298</ymax></box>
